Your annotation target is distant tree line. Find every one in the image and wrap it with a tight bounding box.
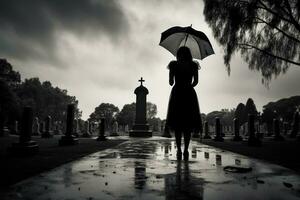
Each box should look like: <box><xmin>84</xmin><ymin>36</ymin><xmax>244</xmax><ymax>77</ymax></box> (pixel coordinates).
<box><xmin>0</xmin><ymin>59</ymin><xmax>81</xmax><ymax>131</ymax></box>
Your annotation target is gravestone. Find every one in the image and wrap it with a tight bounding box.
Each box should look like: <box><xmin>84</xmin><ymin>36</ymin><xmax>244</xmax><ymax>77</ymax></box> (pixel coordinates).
<box><xmin>213</xmin><ymin>117</ymin><xmax>224</xmax><ymax>141</ymax></box>
<box><xmin>81</xmin><ymin>121</ymin><xmax>91</xmax><ymax>137</ymax></box>
<box><xmin>247</xmin><ymin>114</ymin><xmax>261</xmax><ymax>146</ymax></box>
<box><xmin>73</xmin><ymin>119</ymin><xmax>80</xmax><ymax>137</ymax></box>
<box><xmin>220</xmin><ymin>124</ymin><xmax>225</xmax><ymax>137</ymax></box>
<box><xmin>32</xmin><ymin>117</ymin><xmax>40</xmax><ymax>136</ymax></box>
<box><xmin>42</xmin><ymin>116</ymin><xmax>53</xmax><ymax>138</ymax></box>
<box><xmin>203</xmin><ymin>121</ymin><xmax>211</xmax><ymax>139</ymax></box>
<box><xmin>290</xmin><ymin>111</ymin><xmax>299</xmax><ymax>138</ymax></box>
<box><xmin>157</xmin><ymin>120</ymin><xmax>162</xmax><ymax>132</ymax></box>
<box><xmin>273</xmin><ymin>118</ymin><xmax>284</xmax><ymax>141</ymax></box>
<box><xmin>97</xmin><ymin>118</ymin><xmax>107</xmax><ymax>141</ymax></box>
<box><xmin>162</xmin><ymin>123</ymin><xmax>172</xmax><ymax>138</ymax></box>
<box><xmin>232</xmin><ymin>118</ymin><xmax>243</xmax><ymax>141</ymax></box>
<box><xmin>39</xmin><ymin>121</ymin><xmax>45</xmax><ymax>136</ymax></box>
<box><xmin>125</xmin><ymin>124</ymin><xmax>129</xmax><ymax>133</ymax></box>
<box><xmin>110</xmin><ymin>121</ymin><xmax>119</xmax><ymax>136</ymax></box>
<box><xmin>89</xmin><ymin>122</ymin><xmax>94</xmax><ymax>135</ymax></box>
<box><xmin>283</xmin><ymin>122</ymin><xmax>289</xmax><ymax>135</ymax></box>
<box><xmin>8</xmin><ymin>107</ymin><xmax>39</xmax><ymax>155</ymax></box>
<box><xmin>11</xmin><ymin>120</ymin><xmax>19</xmax><ymax>135</ymax></box>
<box><xmin>129</xmin><ymin>77</ymin><xmax>152</xmax><ymax>137</ymax></box>
<box><xmin>59</xmin><ymin>104</ymin><xmax>79</xmax><ymax>146</ymax></box>
<box><xmin>53</xmin><ymin>121</ymin><xmax>61</xmax><ymax>135</ymax></box>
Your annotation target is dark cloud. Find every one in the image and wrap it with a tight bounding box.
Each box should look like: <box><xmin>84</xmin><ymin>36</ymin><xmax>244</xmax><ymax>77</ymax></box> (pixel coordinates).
<box><xmin>0</xmin><ymin>0</ymin><xmax>129</xmax><ymax>63</ymax></box>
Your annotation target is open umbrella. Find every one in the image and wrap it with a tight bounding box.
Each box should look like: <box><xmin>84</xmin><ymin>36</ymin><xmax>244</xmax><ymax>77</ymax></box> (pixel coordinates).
<box><xmin>159</xmin><ymin>25</ymin><xmax>214</xmax><ymax>60</ymax></box>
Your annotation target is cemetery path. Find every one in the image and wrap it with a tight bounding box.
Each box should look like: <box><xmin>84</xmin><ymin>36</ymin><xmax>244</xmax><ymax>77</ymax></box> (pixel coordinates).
<box><xmin>0</xmin><ymin>135</ymin><xmax>126</xmax><ymax>187</ymax></box>
<box><xmin>1</xmin><ymin>136</ymin><xmax>300</xmax><ymax>200</ymax></box>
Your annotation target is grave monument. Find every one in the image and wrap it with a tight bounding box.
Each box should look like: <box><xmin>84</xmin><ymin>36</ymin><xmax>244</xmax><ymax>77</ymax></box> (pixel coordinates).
<box><xmin>129</xmin><ymin>77</ymin><xmax>152</xmax><ymax>137</ymax></box>
<box><xmin>8</xmin><ymin>107</ymin><xmax>39</xmax><ymax>155</ymax></box>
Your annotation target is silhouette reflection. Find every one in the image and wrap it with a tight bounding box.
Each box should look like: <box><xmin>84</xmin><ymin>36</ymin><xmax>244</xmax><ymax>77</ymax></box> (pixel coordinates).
<box><xmin>165</xmin><ymin>161</ymin><xmax>204</xmax><ymax>200</ymax></box>
<box><xmin>134</xmin><ymin>161</ymin><xmax>147</xmax><ymax>190</ymax></box>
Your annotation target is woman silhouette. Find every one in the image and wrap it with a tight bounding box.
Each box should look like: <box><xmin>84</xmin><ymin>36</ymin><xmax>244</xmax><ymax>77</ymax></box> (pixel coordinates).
<box><xmin>166</xmin><ymin>46</ymin><xmax>202</xmax><ymax>160</ymax></box>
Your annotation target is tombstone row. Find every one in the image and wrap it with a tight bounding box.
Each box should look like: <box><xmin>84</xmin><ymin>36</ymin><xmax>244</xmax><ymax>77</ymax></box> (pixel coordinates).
<box><xmin>199</xmin><ymin>113</ymin><xmax>300</xmax><ymax>146</ymax></box>
<box><xmin>161</xmin><ymin>112</ymin><xmax>299</xmax><ymax>144</ymax></box>
<box><xmin>4</xmin><ymin>115</ymin><xmax>101</xmax><ymax>138</ymax></box>
<box><xmin>7</xmin><ymin>104</ymin><xmax>108</xmax><ymax>155</ymax></box>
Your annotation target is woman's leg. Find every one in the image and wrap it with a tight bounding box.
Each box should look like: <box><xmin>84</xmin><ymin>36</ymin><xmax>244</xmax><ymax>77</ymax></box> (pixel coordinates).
<box><xmin>183</xmin><ymin>132</ymin><xmax>191</xmax><ymax>160</ymax></box>
<box><xmin>175</xmin><ymin>130</ymin><xmax>182</xmax><ymax>159</ymax></box>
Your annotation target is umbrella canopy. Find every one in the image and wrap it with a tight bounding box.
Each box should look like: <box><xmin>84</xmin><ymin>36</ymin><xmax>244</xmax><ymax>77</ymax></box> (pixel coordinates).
<box><xmin>159</xmin><ymin>26</ymin><xmax>214</xmax><ymax>60</ymax></box>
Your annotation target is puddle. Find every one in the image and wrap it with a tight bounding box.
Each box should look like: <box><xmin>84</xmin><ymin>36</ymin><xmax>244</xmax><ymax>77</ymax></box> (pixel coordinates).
<box><xmin>1</xmin><ymin>137</ymin><xmax>300</xmax><ymax>200</ymax></box>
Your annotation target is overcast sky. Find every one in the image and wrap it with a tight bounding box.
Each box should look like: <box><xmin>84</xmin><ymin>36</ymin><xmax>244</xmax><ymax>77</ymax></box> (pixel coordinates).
<box><xmin>1</xmin><ymin>0</ymin><xmax>300</xmax><ymax>120</ymax></box>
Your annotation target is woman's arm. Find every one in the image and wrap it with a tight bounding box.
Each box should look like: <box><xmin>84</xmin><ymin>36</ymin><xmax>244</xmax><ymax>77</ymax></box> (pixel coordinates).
<box><xmin>191</xmin><ymin>70</ymin><xmax>198</xmax><ymax>87</ymax></box>
<box><xmin>169</xmin><ymin>69</ymin><xmax>174</xmax><ymax>86</ymax></box>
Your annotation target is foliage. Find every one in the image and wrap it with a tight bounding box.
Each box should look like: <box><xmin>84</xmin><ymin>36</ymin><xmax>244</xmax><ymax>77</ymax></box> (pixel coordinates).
<box><xmin>15</xmin><ymin>77</ymin><xmax>81</xmax><ymax>123</ymax></box>
<box><xmin>233</xmin><ymin>98</ymin><xmax>258</xmax><ymax>125</ymax></box>
<box><xmin>234</xmin><ymin>103</ymin><xmax>246</xmax><ymax>124</ymax></box>
<box><xmin>0</xmin><ymin>58</ymin><xmax>21</xmax><ymax>85</ymax></box>
<box><xmin>0</xmin><ymin>80</ymin><xmax>20</xmax><ymax>127</ymax></box>
<box><xmin>203</xmin><ymin>0</ymin><xmax>300</xmax><ymax>84</ymax></box>
<box><xmin>89</xmin><ymin>103</ymin><xmax>119</xmax><ymax>129</ymax></box>
<box><xmin>262</xmin><ymin>95</ymin><xmax>300</xmax><ymax>122</ymax></box>
<box><xmin>116</xmin><ymin>103</ymin><xmax>136</xmax><ymax>127</ymax></box>
<box><xmin>116</xmin><ymin>102</ymin><xmax>158</xmax><ymax>127</ymax></box>
<box><xmin>244</xmin><ymin>98</ymin><xmax>258</xmax><ymax>117</ymax></box>
<box><xmin>146</xmin><ymin>102</ymin><xmax>157</xmax><ymax>119</ymax></box>
<box><xmin>205</xmin><ymin>109</ymin><xmax>235</xmax><ymax>126</ymax></box>
<box><xmin>148</xmin><ymin>117</ymin><xmax>162</xmax><ymax>132</ymax></box>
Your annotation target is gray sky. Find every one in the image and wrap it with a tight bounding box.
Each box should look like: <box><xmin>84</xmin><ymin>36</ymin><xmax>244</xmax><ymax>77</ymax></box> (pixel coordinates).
<box><xmin>1</xmin><ymin>0</ymin><xmax>300</xmax><ymax>120</ymax></box>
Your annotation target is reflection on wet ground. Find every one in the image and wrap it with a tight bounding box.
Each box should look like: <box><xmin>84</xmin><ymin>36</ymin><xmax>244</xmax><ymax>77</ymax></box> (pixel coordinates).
<box><xmin>2</xmin><ymin>137</ymin><xmax>300</xmax><ymax>200</ymax></box>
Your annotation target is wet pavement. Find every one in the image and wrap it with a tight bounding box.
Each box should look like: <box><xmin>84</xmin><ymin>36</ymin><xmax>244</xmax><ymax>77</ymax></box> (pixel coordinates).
<box><xmin>2</xmin><ymin>137</ymin><xmax>300</xmax><ymax>200</ymax></box>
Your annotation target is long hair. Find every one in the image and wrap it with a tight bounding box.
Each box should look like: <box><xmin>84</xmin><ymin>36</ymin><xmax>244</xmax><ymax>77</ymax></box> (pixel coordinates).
<box><xmin>176</xmin><ymin>46</ymin><xmax>192</xmax><ymax>62</ymax></box>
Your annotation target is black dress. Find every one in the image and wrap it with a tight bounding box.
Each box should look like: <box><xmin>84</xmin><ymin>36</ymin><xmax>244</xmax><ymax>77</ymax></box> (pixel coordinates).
<box><xmin>166</xmin><ymin>60</ymin><xmax>202</xmax><ymax>133</ymax></box>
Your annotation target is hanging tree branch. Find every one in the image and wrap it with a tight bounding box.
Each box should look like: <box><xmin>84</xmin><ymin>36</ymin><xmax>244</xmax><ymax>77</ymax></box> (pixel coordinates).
<box><xmin>238</xmin><ymin>43</ymin><xmax>300</xmax><ymax>66</ymax></box>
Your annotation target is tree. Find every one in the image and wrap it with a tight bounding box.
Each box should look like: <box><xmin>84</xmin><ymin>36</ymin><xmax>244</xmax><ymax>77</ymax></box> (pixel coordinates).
<box><xmin>234</xmin><ymin>103</ymin><xmax>246</xmax><ymax>124</ymax></box>
<box><xmin>262</xmin><ymin>95</ymin><xmax>300</xmax><ymax>122</ymax></box>
<box><xmin>0</xmin><ymin>80</ymin><xmax>20</xmax><ymax>134</ymax></box>
<box><xmin>146</xmin><ymin>102</ymin><xmax>157</xmax><ymax>119</ymax></box>
<box><xmin>244</xmin><ymin>98</ymin><xmax>258</xmax><ymax>118</ymax></box>
<box><xmin>116</xmin><ymin>103</ymin><xmax>136</xmax><ymax>127</ymax></box>
<box><xmin>116</xmin><ymin>102</ymin><xmax>158</xmax><ymax>127</ymax></box>
<box><xmin>203</xmin><ymin>0</ymin><xmax>300</xmax><ymax>84</ymax></box>
<box><xmin>89</xmin><ymin>103</ymin><xmax>119</xmax><ymax>130</ymax></box>
<box><xmin>15</xmin><ymin>77</ymin><xmax>81</xmax><ymax>123</ymax></box>
<box><xmin>205</xmin><ymin>110</ymin><xmax>227</xmax><ymax>126</ymax></box>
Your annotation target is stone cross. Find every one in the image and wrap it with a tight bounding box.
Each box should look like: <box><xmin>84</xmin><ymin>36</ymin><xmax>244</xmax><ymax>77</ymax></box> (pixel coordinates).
<box><xmin>139</xmin><ymin>77</ymin><xmax>145</xmax><ymax>86</ymax></box>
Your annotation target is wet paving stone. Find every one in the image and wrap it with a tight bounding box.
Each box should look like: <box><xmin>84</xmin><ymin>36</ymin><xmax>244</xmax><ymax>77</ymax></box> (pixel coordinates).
<box><xmin>1</xmin><ymin>137</ymin><xmax>300</xmax><ymax>200</ymax></box>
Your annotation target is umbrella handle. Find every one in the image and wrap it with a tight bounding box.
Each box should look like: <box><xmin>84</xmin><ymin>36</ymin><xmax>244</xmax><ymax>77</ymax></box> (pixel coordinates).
<box><xmin>184</xmin><ymin>33</ymin><xmax>188</xmax><ymax>46</ymax></box>
<box><xmin>183</xmin><ymin>24</ymin><xmax>192</xmax><ymax>46</ymax></box>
